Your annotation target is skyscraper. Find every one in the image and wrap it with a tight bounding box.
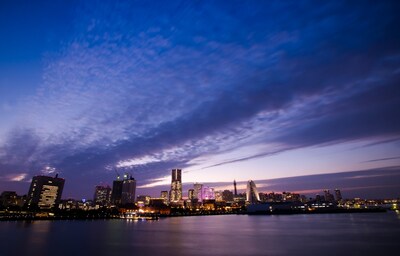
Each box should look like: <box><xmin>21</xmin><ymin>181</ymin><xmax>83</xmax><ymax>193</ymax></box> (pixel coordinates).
<box><xmin>111</xmin><ymin>175</ymin><xmax>123</xmax><ymax>205</ymax></box>
<box><xmin>246</xmin><ymin>180</ymin><xmax>260</xmax><ymax>204</ymax></box>
<box><xmin>121</xmin><ymin>175</ymin><xmax>136</xmax><ymax>205</ymax></box>
<box><xmin>324</xmin><ymin>189</ymin><xmax>335</xmax><ymax>202</ymax></box>
<box><xmin>193</xmin><ymin>183</ymin><xmax>203</xmax><ymax>202</ymax></box>
<box><xmin>201</xmin><ymin>186</ymin><xmax>215</xmax><ymax>200</ymax></box>
<box><xmin>161</xmin><ymin>190</ymin><xmax>169</xmax><ymax>204</ymax></box>
<box><xmin>188</xmin><ymin>189</ymin><xmax>195</xmax><ymax>200</ymax></box>
<box><xmin>170</xmin><ymin>169</ymin><xmax>182</xmax><ymax>202</ymax></box>
<box><xmin>94</xmin><ymin>185</ymin><xmax>111</xmax><ymax>206</ymax></box>
<box><xmin>222</xmin><ymin>190</ymin><xmax>234</xmax><ymax>202</ymax></box>
<box><xmin>334</xmin><ymin>189</ymin><xmax>342</xmax><ymax>202</ymax></box>
<box><xmin>26</xmin><ymin>174</ymin><xmax>65</xmax><ymax>210</ymax></box>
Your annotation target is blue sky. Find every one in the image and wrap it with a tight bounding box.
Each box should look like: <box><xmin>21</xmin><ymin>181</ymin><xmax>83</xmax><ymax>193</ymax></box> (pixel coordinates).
<box><xmin>0</xmin><ymin>0</ymin><xmax>399</xmax><ymax>199</ymax></box>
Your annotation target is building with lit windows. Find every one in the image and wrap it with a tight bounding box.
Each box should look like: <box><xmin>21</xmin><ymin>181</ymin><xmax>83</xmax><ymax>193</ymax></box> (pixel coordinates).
<box><xmin>335</xmin><ymin>189</ymin><xmax>343</xmax><ymax>202</ymax></box>
<box><xmin>26</xmin><ymin>174</ymin><xmax>65</xmax><ymax>210</ymax></box>
<box><xmin>324</xmin><ymin>189</ymin><xmax>335</xmax><ymax>203</ymax></box>
<box><xmin>169</xmin><ymin>169</ymin><xmax>182</xmax><ymax>202</ymax></box>
<box><xmin>201</xmin><ymin>186</ymin><xmax>215</xmax><ymax>200</ymax></box>
<box><xmin>193</xmin><ymin>183</ymin><xmax>203</xmax><ymax>201</ymax></box>
<box><xmin>94</xmin><ymin>185</ymin><xmax>111</xmax><ymax>206</ymax></box>
<box><xmin>188</xmin><ymin>189</ymin><xmax>195</xmax><ymax>200</ymax></box>
<box><xmin>222</xmin><ymin>190</ymin><xmax>234</xmax><ymax>202</ymax></box>
<box><xmin>160</xmin><ymin>190</ymin><xmax>169</xmax><ymax>204</ymax></box>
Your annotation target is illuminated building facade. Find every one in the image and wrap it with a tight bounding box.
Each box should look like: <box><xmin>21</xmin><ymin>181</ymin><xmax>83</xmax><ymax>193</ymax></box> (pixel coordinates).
<box><xmin>188</xmin><ymin>189</ymin><xmax>195</xmax><ymax>200</ymax></box>
<box><xmin>94</xmin><ymin>185</ymin><xmax>111</xmax><ymax>206</ymax></box>
<box><xmin>137</xmin><ymin>195</ymin><xmax>151</xmax><ymax>206</ymax></box>
<box><xmin>246</xmin><ymin>180</ymin><xmax>260</xmax><ymax>204</ymax></box>
<box><xmin>161</xmin><ymin>190</ymin><xmax>169</xmax><ymax>204</ymax></box>
<box><xmin>193</xmin><ymin>183</ymin><xmax>203</xmax><ymax>201</ymax></box>
<box><xmin>27</xmin><ymin>175</ymin><xmax>65</xmax><ymax>210</ymax></box>
<box><xmin>170</xmin><ymin>169</ymin><xmax>182</xmax><ymax>202</ymax></box>
<box><xmin>201</xmin><ymin>186</ymin><xmax>215</xmax><ymax>200</ymax></box>
<box><xmin>215</xmin><ymin>191</ymin><xmax>223</xmax><ymax>202</ymax></box>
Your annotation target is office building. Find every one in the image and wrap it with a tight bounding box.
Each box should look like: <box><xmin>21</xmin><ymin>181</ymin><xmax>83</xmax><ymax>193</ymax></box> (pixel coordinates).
<box><xmin>161</xmin><ymin>190</ymin><xmax>169</xmax><ymax>204</ymax></box>
<box><xmin>222</xmin><ymin>190</ymin><xmax>234</xmax><ymax>202</ymax></box>
<box><xmin>26</xmin><ymin>174</ymin><xmax>65</xmax><ymax>210</ymax></box>
<box><xmin>215</xmin><ymin>191</ymin><xmax>223</xmax><ymax>202</ymax></box>
<box><xmin>121</xmin><ymin>175</ymin><xmax>136</xmax><ymax>205</ymax></box>
<box><xmin>111</xmin><ymin>175</ymin><xmax>123</xmax><ymax>205</ymax></box>
<box><xmin>246</xmin><ymin>180</ymin><xmax>260</xmax><ymax>204</ymax></box>
<box><xmin>201</xmin><ymin>186</ymin><xmax>215</xmax><ymax>200</ymax></box>
<box><xmin>94</xmin><ymin>185</ymin><xmax>111</xmax><ymax>206</ymax></box>
<box><xmin>188</xmin><ymin>189</ymin><xmax>195</xmax><ymax>200</ymax></box>
<box><xmin>335</xmin><ymin>189</ymin><xmax>343</xmax><ymax>202</ymax></box>
<box><xmin>324</xmin><ymin>189</ymin><xmax>335</xmax><ymax>203</ymax></box>
<box><xmin>170</xmin><ymin>169</ymin><xmax>182</xmax><ymax>202</ymax></box>
<box><xmin>137</xmin><ymin>195</ymin><xmax>151</xmax><ymax>206</ymax></box>
<box><xmin>193</xmin><ymin>183</ymin><xmax>203</xmax><ymax>201</ymax></box>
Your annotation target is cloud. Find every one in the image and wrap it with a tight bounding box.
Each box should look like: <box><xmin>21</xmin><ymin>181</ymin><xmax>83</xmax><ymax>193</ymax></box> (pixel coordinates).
<box><xmin>0</xmin><ymin>173</ymin><xmax>28</xmax><ymax>182</ymax></box>
<box><xmin>0</xmin><ymin>1</ymin><xmax>399</xmax><ymax>197</ymax></box>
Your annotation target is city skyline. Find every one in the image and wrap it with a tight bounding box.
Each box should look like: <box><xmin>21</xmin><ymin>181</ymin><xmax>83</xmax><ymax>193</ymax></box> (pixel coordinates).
<box><xmin>1</xmin><ymin>1</ymin><xmax>400</xmax><ymax>199</ymax></box>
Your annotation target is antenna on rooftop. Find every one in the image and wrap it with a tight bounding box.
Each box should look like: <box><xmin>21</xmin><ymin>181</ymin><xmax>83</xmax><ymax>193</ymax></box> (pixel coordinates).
<box><xmin>114</xmin><ymin>168</ymin><xmax>120</xmax><ymax>180</ymax></box>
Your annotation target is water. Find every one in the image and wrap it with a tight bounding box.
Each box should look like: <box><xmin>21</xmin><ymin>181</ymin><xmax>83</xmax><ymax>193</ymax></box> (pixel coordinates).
<box><xmin>1</xmin><ymin>212</ymin><xmax>399</xmax><ymax>256</ymax></box>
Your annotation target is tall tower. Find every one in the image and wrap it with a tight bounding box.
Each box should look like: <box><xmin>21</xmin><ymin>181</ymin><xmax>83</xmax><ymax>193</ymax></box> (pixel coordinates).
<box><xmin>233</xmin><ymin>180</ymin><xmax>237</xmax><ymax>196</ymax></box>
<box><xmin>27</xmin><ymin>174</ymin><xmax>65</xmax><ymax>210</ymax></box>
<box><xmin>324</xmin><ymin>189</ymin><xmax>335</xmax><ymax>202</ymax></box>
<box><xmin>334</xmin><ymin>189</ymin><xmax>342</xmax><ymax>202</ymax></box>
<box><xmin>170</xmin><ymin>169</ymin><xmax>182</xmax><ymax>202</ymax></box>
<box><xmin>111</xmin><ymin>175</ymin><xmax>123</xmax><ymax>205</ymax></box>
<box><xmin>121</xmin><ymin>175</ymin><xmax>136</xmax><ymax>205</ymax></box>
<box><xmin>246</xmin><ymin>180</ymin><xmax>260</xmax><ymax>204</ymax></box>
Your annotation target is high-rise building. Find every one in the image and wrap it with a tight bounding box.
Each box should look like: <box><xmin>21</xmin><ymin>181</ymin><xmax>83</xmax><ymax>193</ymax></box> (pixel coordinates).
<box><xmin>222</xmin><ymin>190</ymin><xmax>234</xmax><ymax>202</ymax></box>
<box><xmin>324</xmin><ymin>189</ymin><xmax>335</xmax><ymax>202</ymax></box>
<box><xmin>0</xmin><ymin>191</ymin><xmax>17</xmax><ymax>207</ymax></box>
<box><xmin>111</xmin><ymin>175</ymin><xmax>124</xmax><ymax>205</ymax></box>
<box><xmin>169</xmin><ymin>169</ymin><xmax>182</xmax><ymax>202</ymax></box>
<box><xmin>94</xmin><ymin>185</ymin><xmax>111</xmax><ymax>206</ymax></box>
<box><xmin>233</xmin><ymin>180</ymin><xmax>237</xmax><ymax>196</ymax></box>
<box><xmin>334</xmin><ymin>189</ymin><xmax>342</xmax><ymax>202</ymax></box>
<box><xmin>26</xmin><ymin>174</ymin><xmax>65</xmax><ymax>210</ymax></box>
<box><xmin>160</xmin><ymin>190</ymin><xmax>169</xmax><ymax>204</ymax></box>
<box><xmin>193</xmin><ymin>183</ymin><xmax>203</xmax><ymax>201</ymax></box>
<box><xmin>121</xmin><ymin>175</ymin><xmax>136</xmax><ymax>205</ymax></box>
<box><xmin>201</xmin><ymin>186</ymin><xmax>215</xmax><ymax>200</ymax></box>
<box><xmin>246</xmin><ymin>180</ymin><xmax>260</xmax><ymax>204</ymax></box>
<box><xmin>188</xmin><ymin>189</ymin><xmax>195</xmax><ymax>200</ymax></box>
<box><xmin>215</xmin><ymin>191</ymin><xmax>223</xmax><ymax>202</ymax></box>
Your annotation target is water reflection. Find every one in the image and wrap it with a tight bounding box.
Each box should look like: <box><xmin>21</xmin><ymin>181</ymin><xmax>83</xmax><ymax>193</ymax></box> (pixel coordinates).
<box><xmin>0</xmin><ymin>213</ymin><xmax>399</xmax><ymax>256</ymax></box>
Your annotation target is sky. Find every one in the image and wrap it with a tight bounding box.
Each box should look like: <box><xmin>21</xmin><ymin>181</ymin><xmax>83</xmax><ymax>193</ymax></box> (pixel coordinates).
<box><xmin>0</xmin><ymin>0</ymin><xmax>400</xmax><ymax>199</ymax></box>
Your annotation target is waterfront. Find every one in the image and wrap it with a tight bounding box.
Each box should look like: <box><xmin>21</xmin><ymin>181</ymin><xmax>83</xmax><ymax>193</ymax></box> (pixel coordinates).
<box><xmin>1</xmin><ymin>212</ymin><xmax>399</xmax><ymax>256</ymax></box>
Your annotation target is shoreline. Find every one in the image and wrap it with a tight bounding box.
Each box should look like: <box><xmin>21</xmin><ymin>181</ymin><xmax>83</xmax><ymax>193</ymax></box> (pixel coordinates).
<box><xmin>0</xmin><ymin>208</ymin><xmax>389</xmax><ymax>221</ymax></box>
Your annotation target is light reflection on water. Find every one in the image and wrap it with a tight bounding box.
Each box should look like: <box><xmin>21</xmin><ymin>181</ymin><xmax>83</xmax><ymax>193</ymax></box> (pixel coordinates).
<box><xmin>1</xmin><ymin>212</ymin><xmax>400</xmax><ymax>256</ymax></box>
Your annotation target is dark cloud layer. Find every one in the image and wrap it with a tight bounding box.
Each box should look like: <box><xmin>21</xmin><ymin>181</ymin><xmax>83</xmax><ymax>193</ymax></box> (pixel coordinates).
<box><xmin>0</xmin><ymin>1</ymin><xmax>400</xmax><ymax>198</ymax></box>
